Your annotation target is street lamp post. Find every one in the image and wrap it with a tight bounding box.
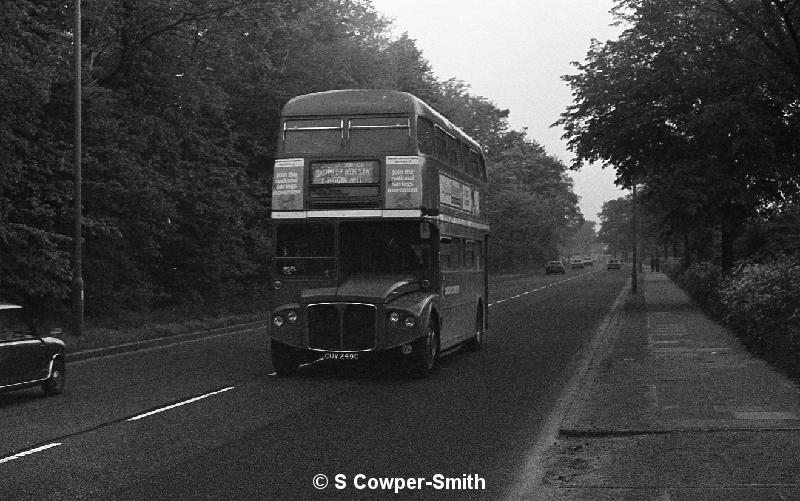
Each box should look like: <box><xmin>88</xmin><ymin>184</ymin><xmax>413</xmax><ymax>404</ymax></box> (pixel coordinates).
<box><xmin>72</xmin><ymin>0</ymin><xmax>84</xmax><ymax>335</ymax></box>
<box><xmin>631</xmin><ymin>182</ymin><xmax>638</xmax><ymax>294</ymax></box>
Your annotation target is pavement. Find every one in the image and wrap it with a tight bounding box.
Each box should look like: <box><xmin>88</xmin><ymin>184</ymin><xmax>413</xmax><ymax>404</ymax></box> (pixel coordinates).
<box><xmin>537</xmin><ymin>271</ymin><xmax>800</xmax><ymax>500</ymax></box>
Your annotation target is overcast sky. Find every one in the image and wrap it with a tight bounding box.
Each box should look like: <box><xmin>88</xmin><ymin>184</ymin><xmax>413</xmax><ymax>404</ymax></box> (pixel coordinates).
<box><xmin>369</xmin><ymin>0</ymin><xmax>628</xmax><ymax>221</ymax></box>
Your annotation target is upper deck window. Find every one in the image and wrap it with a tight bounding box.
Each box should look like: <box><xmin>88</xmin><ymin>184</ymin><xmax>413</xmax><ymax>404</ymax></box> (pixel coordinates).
<box><xmin>467</xmin><ymin>149</ymin><xmax>482</xmax><ymax>179</ymax></box>
<box><xmin>348</xmin><ymin>117</ymin><xmax>410</xmax><ymax>152</ymax></box>
<box><xmin>417</xmin><ymin>117</ymin><xmax>435</xmax><ymax>155</ymax></box>
<box><xmin>283</xmin><ymin>119</ymin><xmax>343</xmax><ymax>154</ymax></box>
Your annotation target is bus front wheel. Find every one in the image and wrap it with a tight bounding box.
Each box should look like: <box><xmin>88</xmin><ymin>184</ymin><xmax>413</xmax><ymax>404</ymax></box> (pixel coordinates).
<box><xmin>409</xmin><ymin>320</ymin><xmax>438</xmax><ymax>378</ymax></box>
<box><xmin>271</xmin><ymin>339</ymin><xmax>304</xmax><ymax>375</ymax></box>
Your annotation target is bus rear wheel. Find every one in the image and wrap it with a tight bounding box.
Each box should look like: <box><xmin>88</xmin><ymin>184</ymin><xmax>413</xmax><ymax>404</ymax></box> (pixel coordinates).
<box><xmin>271</xmin><ymin>339</ymin><xmax>304</xmax><ymax>375</ymax></box>
<box><xmin>409</xmin><ymin>320</ymin><xmax>438</xmax><ymax>379</ymax></box>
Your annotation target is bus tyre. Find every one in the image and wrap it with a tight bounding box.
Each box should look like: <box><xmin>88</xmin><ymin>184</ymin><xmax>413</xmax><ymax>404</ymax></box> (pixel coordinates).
<box><xmin>409</xmin><ymin>320</ymin><xmax>438</xmax><ymax>379</ymax></box>
<box><xmin>271</xmin><ymin>339</ymin><xmax>303</xmax><ymax>375</ymax></box>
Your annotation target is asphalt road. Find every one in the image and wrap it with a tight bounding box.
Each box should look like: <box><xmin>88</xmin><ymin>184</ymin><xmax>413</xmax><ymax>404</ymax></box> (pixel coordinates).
<box><xmin>0</xmin><ymin>265</ymin><xmax>627</xmax><ymax>500</ymax></box>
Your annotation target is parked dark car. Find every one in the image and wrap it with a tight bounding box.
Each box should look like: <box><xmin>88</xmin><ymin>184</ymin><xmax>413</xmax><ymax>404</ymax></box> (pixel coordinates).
<box><xmin>545</xmin><ymin>260</ymin><xmax>566</xmax><ymax>275</ymax></box>
<box><xmin>571</xmin><ymin>259</ymin><xmax>584</xmax><ymax>270</ymax></box>
<box><xmin>0</xmin><ymin>304</ymin><xmax>66</xmax><ymax>396</ymax></box>
<box><xmin>607</xmin><ymin>259</ymin><xmax>622</xmax><ymax>270</ymax></box>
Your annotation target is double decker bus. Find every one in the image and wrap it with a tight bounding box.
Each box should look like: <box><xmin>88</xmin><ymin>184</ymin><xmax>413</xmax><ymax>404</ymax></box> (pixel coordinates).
<box><xmin>268</xmin><ymin>89</ymin><xmax>489</xmax><ymax>377</ymax></box>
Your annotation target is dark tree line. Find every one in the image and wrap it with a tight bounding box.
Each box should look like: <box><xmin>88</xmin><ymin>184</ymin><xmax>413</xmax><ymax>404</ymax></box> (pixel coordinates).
<box><xmin>559</xmin><ymin>0</ymin><xmax>800</xmax><ymax>270</ymax></box>
<box><xmin>1</xmin><ymin>0</ymin><xmax>583</xmax><ymax>325</ymax></box>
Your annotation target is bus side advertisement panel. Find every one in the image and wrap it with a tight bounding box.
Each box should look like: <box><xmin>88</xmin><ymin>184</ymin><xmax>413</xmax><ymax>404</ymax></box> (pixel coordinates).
<box><xmin>439</xmin><ymin>174</ymin><xmax>480</xmax><ymax>215</ymax></box>
<box><xmin>385</xmin><ymin>156</ymin><xmax>422</xmax><ymax>209</ymax></box>
<box><xmin>272</xmin><ymin>158</ymin><xmax>305</xmax><ymax>211</ymax></box>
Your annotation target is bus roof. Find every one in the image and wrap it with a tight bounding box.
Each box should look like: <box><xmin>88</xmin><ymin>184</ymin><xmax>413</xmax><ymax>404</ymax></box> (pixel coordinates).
<box><xmin>281</xmin><ymin>89</ymin><xmax>483</xmax><ymax>152</ymax></box>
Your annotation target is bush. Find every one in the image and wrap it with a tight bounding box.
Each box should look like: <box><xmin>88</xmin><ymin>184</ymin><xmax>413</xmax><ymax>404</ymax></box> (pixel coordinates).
<box><xmin>718</xmin><ymin>256</ymin><xmax>800</xmax><ymax>365</ymax></box>
<box><xmin>661</xmin><ymin>257</ymin><xmax>683</xmax><ymax>281</ymax></box>
<box><xmin>676</xmin><ymin>261</ymin><xmax>724</xmax><ymax>316</ymax></box>
<box><xmin>668</xmin><ymin>255</ymin><xmax>800</xmax><ymax>378</ymax></box>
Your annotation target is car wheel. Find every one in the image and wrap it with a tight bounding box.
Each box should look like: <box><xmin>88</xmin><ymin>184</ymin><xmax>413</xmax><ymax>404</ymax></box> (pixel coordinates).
<box><xmin>409</xmin><ymin>318</ymin><xmax>439</xmax><ymax>378</ymax></box>
<box><xmin>42</xmin><ymin>359</ymin><xmax>65</xmax><ymax>396</ymax></box>
<box><xmin>271</xmin><ymin>339</ymin><xmax>304</xmax><ymax>375</ymax></box>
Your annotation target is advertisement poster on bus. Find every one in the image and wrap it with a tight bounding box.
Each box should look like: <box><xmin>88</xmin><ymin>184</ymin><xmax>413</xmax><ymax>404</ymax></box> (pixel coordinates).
<box><xmin>439</xmin><ymin>174</ymin><xmax>479</xmax><ymax>215</ymax></box>
<box><xmin>385</xmin><ymin>156</ymin><xmax>422</xmax><ymax>209</ymax></box>
<box><xmin>272</xmin><ymin>158</ymin><xmax>304</xmax><ymax>211</ymax></box>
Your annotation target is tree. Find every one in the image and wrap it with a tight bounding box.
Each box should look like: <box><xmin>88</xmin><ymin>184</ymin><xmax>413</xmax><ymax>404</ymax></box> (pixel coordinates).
<box><xmin>0</xmin><ymin>1</ymin><xmax>73</xmax><ymax>316</ymax></box>
<box><xmin>487</xmin><ymin>134</ymin><xmax>582</xmax><ymax>271</ymax></box>
<box><xmin>598</xmin><ymin>198</ymin><xmax>632</xmax><ymax>258</ymax></box>
<box><xmin>559</xmin><ymin>0</ymin><xmax>800</xmax><ymax>270</ymax></box>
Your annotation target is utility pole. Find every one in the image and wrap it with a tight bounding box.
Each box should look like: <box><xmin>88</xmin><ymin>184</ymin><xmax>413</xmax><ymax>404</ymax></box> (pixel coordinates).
<box><xmin>72</xmin><ymin>0</ymin><xmax>84</xmax><ymax>335</ymax></box>
<box><xmin>631</xmin><ymin>182</ymin><xmax>638</xmax><ymax>294</ymax></box>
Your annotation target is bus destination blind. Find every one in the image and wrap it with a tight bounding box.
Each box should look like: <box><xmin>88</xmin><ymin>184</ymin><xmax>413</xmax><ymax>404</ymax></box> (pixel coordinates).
<box><xmin>311</xmin><ymin>161</ymin><xmax>379</xmax><ymax>185</ymax></box>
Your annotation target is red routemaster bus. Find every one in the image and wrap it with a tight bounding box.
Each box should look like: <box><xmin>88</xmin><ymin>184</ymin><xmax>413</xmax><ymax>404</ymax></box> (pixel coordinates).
<box><xmin>268</xmin><ymin>89</ymin><xmax>489</xmax><ymax>377</ymax></box>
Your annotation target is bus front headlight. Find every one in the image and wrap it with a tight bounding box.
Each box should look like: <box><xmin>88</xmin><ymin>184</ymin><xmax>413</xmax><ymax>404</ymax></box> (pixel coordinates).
<box><xmin>404</xmin><ymin>316</ymin><xmax>416</xmax><ymax>328</ymax></box>
<box><xmin>273</xmin><ymin>315</ymin><xmax>284</xmax><ymax>327</ymax></box>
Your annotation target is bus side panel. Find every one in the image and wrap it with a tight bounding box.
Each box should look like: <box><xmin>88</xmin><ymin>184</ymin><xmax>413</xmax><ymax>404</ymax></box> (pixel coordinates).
<box><xmin>439</xmin><ymin>269</ymin><xmax>470</xmax><ymax>348</ymax></box>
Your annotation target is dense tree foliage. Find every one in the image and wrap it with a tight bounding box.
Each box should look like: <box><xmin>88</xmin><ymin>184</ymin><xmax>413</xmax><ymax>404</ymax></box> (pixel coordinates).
<box><xmin>559</xmin><ymin>0</ymin><xmax>800</xmax><ymax>270</ymax></box>
<box><xmin>487</xmin><ymin>131</ymin><xmax>583</xmax><ymax>270</ymax></box>
<box><xmin>598</xmin><ymin>195</ymin><xmax>664</xmax><ymax>262</ymax></box>
<box><xmin>1</xmin><ymin>0</ymin><xmax>582</xmax><ymax>325</ymax></box>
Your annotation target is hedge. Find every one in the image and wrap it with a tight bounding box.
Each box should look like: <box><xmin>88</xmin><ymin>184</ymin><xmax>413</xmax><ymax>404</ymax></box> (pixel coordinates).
<box><xmin>667</xmin><ymin>256</ymin><xmax>800</xmax><ymax>378</ymax></box>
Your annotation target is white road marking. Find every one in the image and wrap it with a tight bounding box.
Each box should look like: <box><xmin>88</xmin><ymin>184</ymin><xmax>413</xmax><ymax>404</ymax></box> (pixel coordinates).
<box><xmin>489</xmin><ymin>271</ymin><xmax>597</xmax><ymax>308</ymax></box>
<box><xmin>0</xmin><ymin>443</ymin><xmax>62</xmax><ymax>464</ymax></box>
<box><xmin>127</xmin><ymin>386</ymin><xmax>235</xmax><ymax>422</ymax></box>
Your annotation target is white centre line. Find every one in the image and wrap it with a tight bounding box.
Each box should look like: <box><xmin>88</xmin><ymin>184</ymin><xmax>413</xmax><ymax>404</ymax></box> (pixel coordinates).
<box><xmin>488</xmin><ymin>271</ymin><xmax>596</xmax><ymax>308</ymax></box>
<box><xmin>127</xmin><ymin>386</ymin><xmax>235</xmax><ymax>422</ymax></box>
<box><xmin>0</xmin><ymin>443</ymin><xmax>62</xmax><ymax>464</ymax></box>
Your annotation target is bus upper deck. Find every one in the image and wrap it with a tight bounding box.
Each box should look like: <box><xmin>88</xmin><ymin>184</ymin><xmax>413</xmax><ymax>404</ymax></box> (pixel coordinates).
<box><xmin>271</xmin><ymin>89</ymin><xmax>488</xmax><ymax>233</ymax></box>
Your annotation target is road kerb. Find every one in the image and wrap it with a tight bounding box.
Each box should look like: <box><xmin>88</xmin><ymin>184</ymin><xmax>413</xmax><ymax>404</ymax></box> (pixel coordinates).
<box><xmin>501</xmin><ymin>278</ymin><xmax>631</xmax><ymax>500</ymax></box>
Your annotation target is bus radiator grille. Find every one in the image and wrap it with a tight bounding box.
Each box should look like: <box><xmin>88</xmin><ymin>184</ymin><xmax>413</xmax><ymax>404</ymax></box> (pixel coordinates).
<box><xmin>308</xmin><ymin>303</ymin><xmax>376</xmax><ymax>351</ymax></box>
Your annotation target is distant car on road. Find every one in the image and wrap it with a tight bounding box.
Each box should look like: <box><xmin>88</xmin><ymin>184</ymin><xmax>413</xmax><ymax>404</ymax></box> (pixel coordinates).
<box><xmin>0</xmin><ymin>304</ymin><xmax>66</xmax><ymax>397</ymax></box>
<box><xmin>607</xmin><ymin>259</ymin><xmax>622</xmax><ymax>270</ymax></box>
<box><xmin>583</xmin><ymin>258</ymin><xmax>594</xmax><ymax>266</ymax></box>
<box><xmin>545</xmin><ymin>260</ymin><xmax>566</xmax><ymax>275</ymax></box>
<box><xmin>571</xmin><ymin>259</ymin><xmax>584</xmax><ymax>270</ymax></box>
